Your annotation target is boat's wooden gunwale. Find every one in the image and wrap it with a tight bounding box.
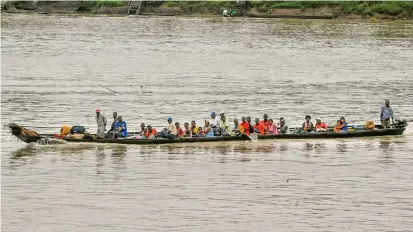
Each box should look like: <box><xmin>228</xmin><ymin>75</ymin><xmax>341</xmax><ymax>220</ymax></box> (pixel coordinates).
<box><xmin>62</xmin><ymin>128</ymin><xmax>406</xmax><ymax>145</ymax></box>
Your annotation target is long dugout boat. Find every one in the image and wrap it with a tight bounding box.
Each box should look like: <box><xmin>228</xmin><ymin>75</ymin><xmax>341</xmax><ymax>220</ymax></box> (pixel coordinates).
<box><xmin>9</xmin><ymin>122</ymin><xmax>407</xmax><ymax>145</ymax></box>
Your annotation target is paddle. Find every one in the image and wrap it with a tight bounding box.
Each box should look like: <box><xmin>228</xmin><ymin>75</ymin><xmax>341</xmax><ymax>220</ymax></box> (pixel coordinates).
<box><xmin>242</xmin><ymin>133</ymin><xmax>258</xmax><ymax>141</ymax></box>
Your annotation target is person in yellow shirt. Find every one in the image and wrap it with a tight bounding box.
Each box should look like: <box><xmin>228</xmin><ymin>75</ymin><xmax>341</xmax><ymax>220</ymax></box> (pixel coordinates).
<box><xmin>219</xmin><ymin>115</ymin><xmax>233</xmax><ymax>136</ymax></box>
<box><xmin>191</xmin><ymin>120</ymin><xmax>199</xmax><ymax>134</ymax></box>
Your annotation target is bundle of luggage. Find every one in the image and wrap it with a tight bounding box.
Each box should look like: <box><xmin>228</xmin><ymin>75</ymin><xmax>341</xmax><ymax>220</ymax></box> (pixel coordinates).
<box><xmin>54</xmin><ymin>125</ymin><xmax>93</xmax><ymax>140</ymax></box>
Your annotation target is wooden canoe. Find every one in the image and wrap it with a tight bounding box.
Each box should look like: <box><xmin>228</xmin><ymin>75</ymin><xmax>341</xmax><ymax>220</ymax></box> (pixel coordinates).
<box><xmin>10</xmin><ymin>127</ymin><xmax>406</xmax><ymax>145</ymax></box>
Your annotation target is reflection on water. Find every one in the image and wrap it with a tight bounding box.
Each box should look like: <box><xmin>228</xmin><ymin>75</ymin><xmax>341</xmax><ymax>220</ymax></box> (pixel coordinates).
<box><xmin>11</xmin><ymin>144</ymin><xmax>38</xmax><ymax>158</ymax></box>
<box><xmin>336</xmin><ymin>142</ymin><xmax>348</xmax><ymax>153</ymax></box>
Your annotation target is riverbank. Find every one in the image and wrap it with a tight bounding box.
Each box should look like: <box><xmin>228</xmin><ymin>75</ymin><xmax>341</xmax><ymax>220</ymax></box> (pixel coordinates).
<box><xmin>2</xmin><ymin>1</ymin><xmax>413</xmax><ymax>20</ymax></box>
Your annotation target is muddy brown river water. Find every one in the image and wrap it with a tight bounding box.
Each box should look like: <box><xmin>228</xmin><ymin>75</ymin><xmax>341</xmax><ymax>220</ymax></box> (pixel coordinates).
<box><xmin>1</xmin><ymin>14</ymin><xmax>413</xmax><ymax>232</ymax></box>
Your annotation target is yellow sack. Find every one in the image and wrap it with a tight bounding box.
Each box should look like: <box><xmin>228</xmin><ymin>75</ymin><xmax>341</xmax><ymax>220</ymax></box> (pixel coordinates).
<box><xmin>60</xmin><ymin>125</ymin><xmax>72</xmax><ymax>136</ymax></box>
<box><xmin>365</xmin><ymin>120</ymin><xmax>375</xmax><ymax>130</ymax></box>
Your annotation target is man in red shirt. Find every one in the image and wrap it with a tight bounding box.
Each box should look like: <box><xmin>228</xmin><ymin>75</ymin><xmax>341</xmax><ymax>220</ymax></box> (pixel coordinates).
<box><xmin>146</xmin><ymin>125</ymin><xmax>157</xmax><ymax>138</ymax></box>
<box><xmin>240</xmin><ymin>116</ymin><xmax>250</xmax><ymax>135</ymax></box>
<box><xmin>260</xmin><ymin>113</ymin><xmax>271</xmax><ymax>128</ymax></box>
<box><xmin>175</xmin><ymin>122</ymin><xmax>185</xmax><ymax>137</ymax></box>
<box><xmin>253</xmin><ymin>118</ymin><xmax>268</xmax><ymax>135</ymax></box>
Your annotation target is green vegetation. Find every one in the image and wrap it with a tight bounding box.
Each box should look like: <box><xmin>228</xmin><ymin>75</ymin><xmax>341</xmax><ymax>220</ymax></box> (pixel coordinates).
<box><xmin>4</xmin><ymin>1</ymin><xmax>413</xmax><ymax>18</ymax></box>
<box><xmin>338</xmin><ymin>1</ymin><xmax>413</xmax><ymax>16</ymax></box>
<box><xmin>155</xmin><ymin>1</ymin><xmax>413</xmax><ymax>17</ymax></box>
<box><xmin>165</xmin><ymin>1</ymin><xmax>179</xmax><ymax>7</ymax></box>
<box><xmin>247</xmin><ymin>1</ymin><xmax>413</xmax><ymax>17</ymax></box>
<box><xmin>95</xmin><ymin>0</ymin><xmax>125</xmax><ymax>7</ymax></box>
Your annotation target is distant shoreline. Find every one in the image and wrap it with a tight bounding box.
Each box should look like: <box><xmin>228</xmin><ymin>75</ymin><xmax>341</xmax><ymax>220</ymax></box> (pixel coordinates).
<box><xmin>2</xmin><ymin>1</ymin><xmax>412</xmax><ymax>20</ymax></box>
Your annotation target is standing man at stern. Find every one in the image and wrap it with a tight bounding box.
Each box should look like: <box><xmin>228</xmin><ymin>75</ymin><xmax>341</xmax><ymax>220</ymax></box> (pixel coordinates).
<box><xmin>95</xmin><ymin>109</ymin><xmax>107</xmax><ymax>138</ymax></box>
<box><xmin>381</xmin><ymin>100</ymin><xmax>394</xmax><ymax>128</ymax></box>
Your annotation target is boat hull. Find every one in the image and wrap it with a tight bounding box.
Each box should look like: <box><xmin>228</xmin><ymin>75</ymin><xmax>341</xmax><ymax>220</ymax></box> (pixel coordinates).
<box><xmin>61</xmin><ymin>128</ymin><xmax>406</xmax><ymax>145</ymax></box>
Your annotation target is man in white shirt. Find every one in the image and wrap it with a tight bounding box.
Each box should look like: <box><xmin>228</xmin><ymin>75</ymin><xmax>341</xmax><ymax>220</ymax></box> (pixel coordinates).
<box><xmin>95</xmin><ymin>109</ymin><xmax>107</xmax><ymax>138</ymax></box>
<box><xmin>210</xmin><ymin>112</ymin><xmax>220</xmax><ymax>129</ymax></box>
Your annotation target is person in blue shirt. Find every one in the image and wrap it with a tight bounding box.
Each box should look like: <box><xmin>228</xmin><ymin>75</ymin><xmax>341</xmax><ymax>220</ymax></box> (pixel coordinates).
<box><xmin>339</xmin><ymin>117</ymin><xmax>348</xmax><ymax>132</ymax></box>
<box><xmin>112</xmin><ymin>115</ymin><xmax>127</xmax><ymax>138</ymax></box>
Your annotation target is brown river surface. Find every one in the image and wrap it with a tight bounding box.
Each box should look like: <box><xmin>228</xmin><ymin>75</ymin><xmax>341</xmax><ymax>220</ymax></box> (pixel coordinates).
<box><xmin>2</xmin><ymin>14</ymin><xmax>413</xmax><ymax>232</ymax></box>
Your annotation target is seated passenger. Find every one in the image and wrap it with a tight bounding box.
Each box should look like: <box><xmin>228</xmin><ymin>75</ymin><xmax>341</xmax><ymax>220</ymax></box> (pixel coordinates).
<box><xmin>140</xmin><ymin>123</ymin><xmax>145</xmax><ymax>136</ymax></box>
<box><xmin>175</xmin><ymin>122</ymin><xmax>185</xmax><ymax>137</ymax></box>
<box><xmin>204</xmin><ymin>121</ymin><xmax>215</xmax><ymax>137</ymax></box>
<box><xmin>191</xmin><ymin>121</ymin><xmax>198</xmax><ymax>134</ymax></box>
<box><xmin>112</xmin><ymin>115</ymin><xmax>127</xmax><ymax>138</ymax></box>
<box><xmin>198</xmin><ymin>127</ymin><xmax>205</xmax><ymax>137</ymax></box>
<box><xmin>339</xmin><ymin>117</ymin><xmax>348</xmax><ymax>132</ymax></box>
<box><xmin>267</xmin><ymin>119</ymin><xmax>278</xmax><ymax>135</ymax></box>
<box><xmin>210</xmin><ymin>112</ymin><xmax>220</xmax><ymax>129</ymax></box>
<box><xmin>334</xmin><ymin>120</ymin><xmax>342</xmax><ymax>132</ymax></box>
<box><xmin>302</xmin><ymin>115</ymin><xmax>314</xmax><ymax>132</ymax></box>
<box><xmin>233</xmin><ymin>118</ymin><xmax>241</xmax><ymax>135</ymax></box>
<box><xmin>246</xmin><ymin>116</ymin><xmax>254</xmax><ymax>133</ymax></box>
<box><xmin>253</xmin><ymin>118</ymin><xmax>268</xmax><ymax>135</ymax></box>
<box><xmin>261</xmin><ymin>114</ymin><xmax>271</xmax><ymax>128</ymax></box>
<box><xmin>159</xmin><ymin>117</ymin><xmax>177</xmax><ymax>139</ymax></box>
<box><xmin>146</xmin><ymin>125</ymin><xmax>157</xmax><ymax>138</ymax></box>
<box><xmin>278</xmin><ymin>117</ymin><xmax>289</xmax><ymax>134</ymax></box>
<box><xmin>142</xmin><ymin>127</ymin><xmax>148</xmax><ymax>138</ymax></box>
<box><xmin>183</xmin><ymin>122</ymin><xmax>192</xmax><ymax>137</ymax></box>
<box><xmin>233</xmin><ymin>118</ymin><xmax>239</xmax><ymax>131</ymax></box>
<box><xmin>219</xmin><ymin>115</ymin><xmax>233</xmax><ymax>136</ymax></box>
<box><xmin>315</xmin><ymin>118</ymin><xmax>328</xmax><ymax>132</ymax></box>
<box><xmin>240</xmin><ymin>116</ymin><xmax>250</xmax><ymax>135</ymax></box>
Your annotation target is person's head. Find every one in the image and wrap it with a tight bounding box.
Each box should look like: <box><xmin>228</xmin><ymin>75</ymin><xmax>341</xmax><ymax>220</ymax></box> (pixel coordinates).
<box><xmin>255</xmin><ymin>118</ymin><xmax>260</xmax><ymax>124</ymax></box>
<box><xmin>221</xmin><ymin>115</ymin><xmax>226</xmax><ymax>122</ymax></box>
<box><xmin>247</xmin><ymin>116</ymin><xmax>251</xmax><ymax>122</ymax></box>
<box><xmin>211</xmin><ymin>112</ymin><xmax>216</xmax><ymax>119</ymax></box>
<box><xmin>340</xmin><ymin>117</ymin><xmax>346</xmax><ymax>123</ymax></box>
<box><xmin>175</xmin><ymin>122</ymin><xmax>180</xmax><ymax>128</ymax></box>
<box><xmin>147</xmin><ymin>125</ymin><xmax>152</xmax><ymax>131</ymax></box>
<box><xmin>263</xmin><ymin>114</ymin><xmax>269</xmax><ymax>121</ymax></box>
<box><xmin>144</xmin><ymin>127</ymin><xmax>148</xmax><ymax>133</ymax></box>
<box><xmin>112</xmin><ymin>112</ymin><xmax>117</xmax><ymax>119</ymax></box>
<box><xmin>220</xmin><ymin>112</ymin><xmax>225</xmax><ymax>118</ymax></box>
<box><xmin>205</xmin><ymin>121</ymin><xmax>210</xmax><ymax>127</ymax></box>
<box><xmin>305</xmin><ymin>115</ymin><xmax>311</xmax><ymax>121</ymax></box>
<box><xmin>191</xmin><ymin>120</ymin><xmax>196</xmax><ymax>127</ymax></box>
<box><xmin>96</xmin><ymin>109</ymin><xmax>100</xmax><ymax>116</ymax></box>
<box><xmin>241</xmin><ymin>116</ymin><xmax>246</xmax><ymax>122</ymax></box>
<box><xmin>316</xmin><ymin>118</ymin><xmax>321</xmax><ymax>125</ymax></box>
<box><xmin>336</xmin><ymin>120</ymin><xmax>341</xmax><ymax>124</ymax></box>
<box><xmin>117</xmin><ymin>115</ymin><xmax>123</xmax><ymax>122</ymax></box>
<box><xmin>198</xmin><ymin>126</ymin><xmax>203</xmax><ymax>132</ymax></box>
<box><xmin>234</xmin><ymin>118</ymin><xmax>239</xmax><ymax>125</ymax></box>
<box><xmin>140</xmin><ymin>123</ymin><xmax>145</xmax><ymax>129</ymax></box>
<box><xmin>385</xmin><ymin>99</ymin><xmax>390</xmax><ymax>107</ymax></box>
<box><xmin>184</xmin><ymin>122</ymin><xmax>189</xmax><ymax>129</ymax></box>
<box><xmin>167</xmin><ymin>117</ymin><xmax>172</xmax><ymax>124</ymax></box>
<box><xmin>269</xmin><ymin>119</ymin><xmax>273</xmax><ymax>125</ymax></box>
<box><xmin>280</xmin><ymin>117</ymin><xmax>285</xmax><ymax>125</ymax></box>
